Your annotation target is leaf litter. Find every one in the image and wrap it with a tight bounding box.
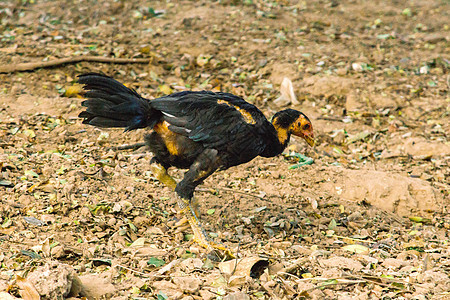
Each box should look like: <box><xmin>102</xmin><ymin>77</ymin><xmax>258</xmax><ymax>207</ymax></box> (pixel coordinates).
<box><xmin>0</xmin><ymin>0</ymin><xmax>449</xmax><ymax>299</ymax></box>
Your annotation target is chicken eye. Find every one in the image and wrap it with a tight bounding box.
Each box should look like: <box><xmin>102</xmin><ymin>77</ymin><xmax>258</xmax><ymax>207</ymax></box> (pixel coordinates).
<box><xmin>303</xmin><ymin>123</ymin><xmax>310</xmax><ymax>130</ymax></box>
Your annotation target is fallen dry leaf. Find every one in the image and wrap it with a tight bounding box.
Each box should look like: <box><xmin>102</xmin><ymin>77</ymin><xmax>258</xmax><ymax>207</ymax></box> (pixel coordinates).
<box><xmin>218</xmin><ymin>256</ymin><xmax>269</xmax><ymax>279</ymax></box>
<box><xmin>16</xmin><ymin>276</ymin><xmax>40</xmax><ymax>300</ymax></box>
<box><xmin>273</xmin><ymin>77</ymin><xmax>299</xmax><ymax>106</ymax></box>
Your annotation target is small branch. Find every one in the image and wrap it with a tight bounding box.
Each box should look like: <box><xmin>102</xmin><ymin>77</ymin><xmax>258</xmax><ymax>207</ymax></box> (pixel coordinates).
<box><xmin>0</xmin><ymin>56</ymin><xmax>151</xmax><ymax>73</ymax></box>
<box><xmin>277</xmin><ymin>271</ymin><xmax>302</xmax><ymax>281</ymax></box>
<box><xmin>198</xmin><ymin>186</ymin><xmax>269</xmax><ymax>200</ymax></box>
<box><xmin>230</xmin><ymin>242</ymin><xmax>241</xmax><ymax>276</ymax></box>
<box><xmin>316</xmin><ymin>116</ymin><xmax>345</xmax><ymax>122</ymax></box>
<box><xmin>115</xmin><ymin>264</ymin><xmax>150</xmax><ymax>277</ymax></box>
<box><xmin>277</xmin><ymin>258</ymin><xmax>309</xmax><ymax>278</ymax></box>
<box><xmin>304</xmin><ymin>279</ymin><xmax>365</xmax><ymax>292</ymax></box>
<box><xmin>331</xmin><ymin>234</ymin><xmax>376</xmax><ymax>244</ymax></box>
<box><xmin>262</xmin><ymin>282</ymin><xmax>282</xmax><ymax>300</ymax></box>
<box><xmin>240</xmin><ymin>241</ymin><xmax>258</xmax><ymax>249</ymax></box>
<box><xmin>107</xmin><ymin>142</ymin><xmax>147</xmax><ymax>151</ymax></box>
<box><xmin>359</xmin><ymin>275</ymin><xmax>415</xmax><ymax>287</ymax></box>
<box><xmin>215</xmin><ymin>197</ymin><xmax>236</xmax><ymax>224</ymax></box>
<box><xmin>417</xmin><ymin>106</ymin><xmax>446</xmax><ymax>120</ymax></box>
<box><xmin>380</xmin><ymin>210</ymin><xmax>405</xmax><ymax>225</ymax></box>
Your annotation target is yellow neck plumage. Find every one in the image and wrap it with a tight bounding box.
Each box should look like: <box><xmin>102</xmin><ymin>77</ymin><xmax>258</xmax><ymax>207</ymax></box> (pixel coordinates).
<box><xmin>272</xmin><ymin>122</ymin><xmax>290</xmax><ymax>146</ymax></box>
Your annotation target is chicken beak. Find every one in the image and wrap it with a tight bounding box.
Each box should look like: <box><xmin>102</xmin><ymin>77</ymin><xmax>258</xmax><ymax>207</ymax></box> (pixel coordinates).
<box><xmin>304</xmin><ymin>134</ymin><xmax>315</xmax><ymax>147</ymax></box>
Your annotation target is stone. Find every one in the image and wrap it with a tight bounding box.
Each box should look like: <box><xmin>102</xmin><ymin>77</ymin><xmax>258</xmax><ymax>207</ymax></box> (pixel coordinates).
<box><xmin>382</xmin><ymin>258</ymin><xmax>408</xmax><ymax>269</ymax></box>
<box><xmin>403</xmin><ymin>137</ymin><xmax>450</xmax><ymax>158</ymax></box>
<box><xmin>319</xmin><ymin>256</ymin><xmax>363</xmax><ymax>271</ymax></box>
<box><xmin>199</xmin><ymin>289</ymin><xmax>216</xmax><ymax>300</ymax></box>
<box><xmin>224</xmin><ymin>291</ymin><xmax>250</xmax><ymax>300</ymax></box>
<box><xmin>27</xmin><ymin>261</ymin><xmax>81</xmax><ymax>299</ymax></box>
<box><xmin>152</xmin><ymin>280</ymin><xmax>183</xmax><ymax>299</ymax></box>
<box><xmin>172</xmin><ymin>277</ymin><xmax>202</xmax><ymax>294</ymax></box>
<box><xmin>79</xmin><ymin>274</ymin><xmax>116</xmax><ymax>299</ymax></box>
<box><xmin>320</xmin><ymin>168</ymin><xmax>442</xmax><ymax>216</ymax></box>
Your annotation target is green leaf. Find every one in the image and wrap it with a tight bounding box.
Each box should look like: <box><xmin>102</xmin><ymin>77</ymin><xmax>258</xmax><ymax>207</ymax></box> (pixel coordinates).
<box><xmin>21</xmin><ymin>250</ymin><xmax>41</xmax><ymax>259</ymax></box>
<box><xmin>92</xmin><ymin>258</ymin><xmax>112</xmax><ymax>266</ymax></box>
<box><xmin>373</xmin><ymin>19</ymin><xmax>382</xmax><ymax>26</ymax></box>
<box><xmin>347</xmin><ymin>131</ymin><xmax>370</xmax><ymax>144</ymax></box>
<box><xmin>319</xmin><ymin>279</ymin><xmax>339</xmax><ymax>288</ymax></box>
<box><xmin>342</xmin><ymin>244</ymin><xmax>369</xmax><ymax>254</ymax></box>
<box><xmin>56</xmin><ymin>166</ymin><xmax>68</xmax><ymax>175</ymax></box>
<box><xmin>328</xmin><ymin>219</ymin><xmax>337</xmax><ymax>230</ymax></box>
<box><xmin>287</xmin><ymin>153</ymin><xmax>314</xmax><ymax>169</ymax></box>
<box><xmin>0</xmin><ymin>180</ymin><xmax>13</xmax><ymax>187</ymax></box>
<box><xmin>1</xmin><ymin>218</ymin><xmax>12</xmax><ymax>228</ymax></box>
<box><xmin>207</xmin><ymin>209</ymin><xmax>216</xmax><ymax>215</ymax></box>
<box><xmin>402</xmin><ymin>8</ymin><xmax>412</xmax><ymax>17</ymax></box>
<box><xmin>210</xmin><ymin>275</ymin><xmax>227</xmax><ymax>288</ymax></box>
<box><xmin>159</xmin><ymin>84</ymin><xmax>172</xmax><ymax>95</ymax></box>
<box><xmin>25</xmin><ymin>170</ymin><xmax>39</xmax><ymax>178</ymax></box>
<box><xmin>409</xmin><ymin>216</ymin><xmax>431</xmax><ymax>224</ymax></box>
<box><xmin>181</xmin><ymin>251</ymin><xmax>195</xmax><ymax>259</ymax></box>
<box><xmin>157</xmin><ymin>291</ymin><xmax>168</xmax><ymax>300</ymax></box>
<box><xmin>148</xmin><ymin>8</ymin><xmax>156</xmax><ymax>17</ymax></box>
<box><xmin>377</xmin><ymin>34</ymin><xmax>391</xmax><ymax>40</ymax></box>
<box><xmin>147</xmin><ymin>257</ymin><xmax>165</xmax><ymax>267</ymax></box>
<box><xmin>202</xmin><ymin>258</ymin><xmax>214</xmax><ymax>270</ymax></box>
<box><xmin>129</xmin><ymin>237</ymin><xmax>146</xmax><ymax>248</ymax></box>
<box><xmin>49</xmin><ymin>242</ymin><xmax>60</xmax><ymax>249</ymax></box>
<box><xmin>253</xmin><ymin>206</ymin><xmax>267</xmax><ymax>213</ymax></box>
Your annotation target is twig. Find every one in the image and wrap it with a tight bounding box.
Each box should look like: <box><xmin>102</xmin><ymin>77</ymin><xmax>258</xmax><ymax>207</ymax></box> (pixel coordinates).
<box><xmin>316</xmin><ymin>116</ymin><xmax>345</xmax><ymax>122</ymax></box>
<box><xmin>6</xmin><ymin>201</ymin><xmax>23</xmax><ymax>208</ymax></box>
<box><xmin>0</xmin><ymin>143</ymin><xmax>14</xmax><ymax>148</ymax></box>
<box><xmin>358</xmin><ymin>277</ymin><xmax>404</xmax><ymax>289</ymax></box>
<box><xmin>198</xmin><ymin>186</ymin><xmax>270</xmax><ymax>200</ymax></box>
<box><xmin>277</xmin><ymin>258</ymin><xmax>309</xmax><ymax>278</ymax></box>
<box><xmin>215</xmin><ymin>197</ymin><xmax>236</xmax><ymax>224</ymax></box>
<box><xmin>230</xmin><ymin>241</ymin><xmax>241</xmax><ymax>276</ymax></box>
<box><xmin>277</xmin><ymin>271</ymin><xmax>302</xmax><ymax>281</ymax></box>
<box><xmin>359</xmin><ymin>274</ymin><xmax>415</xmax><ymax>287</ymax></box>
<box><xmin>304</xmin><ymin>279</ymin><xmax>365</xmax><ymax>292</ymax></box>
<box><xmin>277</xmin><ymin>277</ymin><xmax>297</xmax><ymax>295</ymax></box>
<box><xmin>417</xmin><ymin>106</ymin><xmax>446</xmax><ymax>120</ymax></box>
<box><xmin>294</xmin><ymin>274</ymin><xmax>410</xmax><ymax>291</ymax></box>
<box><xmin>0</xmin><ymin>56</ymin><xmax>151</xmax><ymax>73</ymax></box>
<box><xmin>262</xmin><ymin>282</ymin><xmax>282</xmax><ymax>300</ymax></box>
<box><xmin>114</xmin><ymin>264</ymin><xmax>150</xmax><ymax>277</ymax></box>
<box><xmin>107</xmin><ymin>142</ymin><xmax>147</xmax><ymax>151</ymax></box>
<box><xmin>380</xmin><ymin>210</ymin><xmax>405</xmax><ymax>225</ymax></box>
<box><xmin>240</xmin><ymin>241</ymin><xmax>258</xmax><ymax>249</ymax></box>
<box><xmin>77</xmin><ymin>168</ymin><xmax>103</xmax><ymax>177</ymax></box>
<box><xmin>331</xmin><ymin>234</ymin><xmax>376</xmax><ymax>244</ymax></box>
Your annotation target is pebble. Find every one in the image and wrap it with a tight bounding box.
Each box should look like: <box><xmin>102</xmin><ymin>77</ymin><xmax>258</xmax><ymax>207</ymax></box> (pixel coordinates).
<box><xmin>172</xmin><ymin>277</ymin><xmax>202</xmax><ymax>294</ymax></box>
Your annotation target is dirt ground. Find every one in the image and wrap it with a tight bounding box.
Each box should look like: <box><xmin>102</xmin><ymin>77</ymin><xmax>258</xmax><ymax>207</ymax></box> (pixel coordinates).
<box><xmin>0</xmin><ymin>0</ymin><xmax>449</xmax><ymax>299</ymax></box>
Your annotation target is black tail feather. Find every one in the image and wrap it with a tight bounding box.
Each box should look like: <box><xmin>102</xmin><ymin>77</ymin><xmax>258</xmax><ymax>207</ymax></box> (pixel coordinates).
<box><xmin>78</xmin><ymin>73</ymin><xmax>160</xmax><ymax>131</ymax></box>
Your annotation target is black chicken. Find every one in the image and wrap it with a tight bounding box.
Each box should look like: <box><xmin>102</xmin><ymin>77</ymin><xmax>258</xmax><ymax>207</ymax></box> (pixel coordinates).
<box><xmin>78</xmin><ymin>73</ymin><xmax>315</xmax><ymax>255</ymax></box>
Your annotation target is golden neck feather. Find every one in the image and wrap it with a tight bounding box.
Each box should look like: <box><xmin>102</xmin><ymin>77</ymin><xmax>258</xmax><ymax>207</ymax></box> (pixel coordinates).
<box><xmin>272</xmin><ymin>120</ymin><xmax>290</xmax><ymax>146</ymax></box>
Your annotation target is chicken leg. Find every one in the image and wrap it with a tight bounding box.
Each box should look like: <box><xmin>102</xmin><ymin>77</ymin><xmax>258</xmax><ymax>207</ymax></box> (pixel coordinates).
<box><xmin>151</xmin><ymin>157</ymin><xmax>233</xmax><ymax>259</ymax></box>
<box><xmin>150</xmin><ymin>162</ymin><xmax>199</xmax><ymax>218</ymax></box>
